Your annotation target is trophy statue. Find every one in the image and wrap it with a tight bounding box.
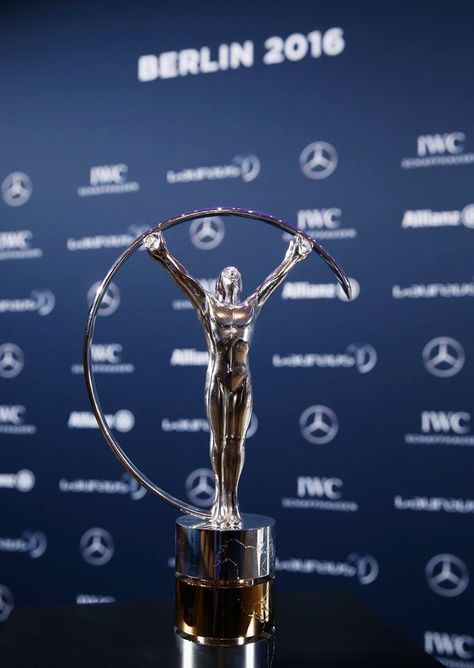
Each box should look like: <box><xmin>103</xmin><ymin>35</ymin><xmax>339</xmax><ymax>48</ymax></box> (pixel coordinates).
<box><xmin>84</xmin><ymin>208</ymin><xmax>351</xmax><ymax>646</ymax></box>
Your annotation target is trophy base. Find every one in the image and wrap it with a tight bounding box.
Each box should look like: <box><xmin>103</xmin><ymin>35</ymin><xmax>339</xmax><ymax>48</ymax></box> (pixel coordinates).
<box><xmin>174</xmin><ymin>513</ymin><xmax>275</xmax><ymax>645</ymax></box>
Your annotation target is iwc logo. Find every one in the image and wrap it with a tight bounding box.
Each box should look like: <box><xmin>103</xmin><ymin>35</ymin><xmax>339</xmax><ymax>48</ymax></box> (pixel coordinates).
<box><xmin>77</xmin><ymin>164</ymin><xmax>140</xmax><ymax>197</ymax></box>
<box><xmin>299</xmin><ymin>142</ymin><xmax>338</xmax><ymax>180</ymax></box>
<box><xmin>1</xmin><ymin>172</ymin><xmax>32</xmax><ymax>207</ymax></box>
<box><xmin>423</xmin><ymin>337</ymin><xmax>465</xmax><ymax>377</ymax></box>
<box><xmin>80</xmin><ymin>528</ymin><xmax>114</xmax><ymax>566</ymax></box>
<box><xmin>299</xmin><ymin>405</ymin><xmax>339</xmax><ymax>444</ymax></box>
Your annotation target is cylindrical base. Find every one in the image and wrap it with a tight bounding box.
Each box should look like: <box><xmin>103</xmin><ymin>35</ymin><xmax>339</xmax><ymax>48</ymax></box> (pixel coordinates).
<box><xmin>174</xmin><ymin>514</ymin><xmax>275</xmax><ymax>645</ymax></box>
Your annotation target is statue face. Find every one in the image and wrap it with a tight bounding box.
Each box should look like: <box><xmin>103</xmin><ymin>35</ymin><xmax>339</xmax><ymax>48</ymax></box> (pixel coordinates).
<box><xmin>216</xmin><ymin>266</ymin><xmax>242</xmax><ymax>301</ymax></box>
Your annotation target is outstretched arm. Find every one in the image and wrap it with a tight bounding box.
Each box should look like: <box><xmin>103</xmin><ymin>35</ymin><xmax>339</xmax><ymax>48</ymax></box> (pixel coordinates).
<box><xmin>144</xmin><ymin>232</ymin><xmax>207</xmax><ymax>311</ymax></box>
<box><xmin>248</xmin><ymin>235</ymin><xmax>312</xmax><ymax>308</ymax></box>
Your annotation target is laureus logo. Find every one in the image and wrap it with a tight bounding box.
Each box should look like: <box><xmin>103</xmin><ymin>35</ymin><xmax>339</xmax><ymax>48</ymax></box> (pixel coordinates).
<box><xmin>299</xmin><ymin>142</ymin><xmax>338</xmax><ymax>180</ymax></box>
<box><xmin>0</xmin><ymin>530</ymin><xmax>47</xmax><ymax>559</ymax></box>
<box><xmin>299</xmin><ymin>405</ymin><xmax>339</xmax><ymax>444</ymax></box>
<box><xmin>166</xmin><ymin>154</ymin><xmax>260</xmax><ymax>184</ymax></box>
<box><xmin>0</xmin><ymin>290</ymin><xmax>55</xmax><ymax>316</ymax></box>
<box><xmin>189</xmin><ymin>217</ymin><xmax>225</xmax><ymax>250</ymax></box>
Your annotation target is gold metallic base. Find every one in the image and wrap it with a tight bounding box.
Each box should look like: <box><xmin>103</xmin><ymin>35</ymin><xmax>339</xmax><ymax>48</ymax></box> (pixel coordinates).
<box><xmin>175</xmin><ymin>575</ymin><xmax>274</xmax><ymax>645</ymax></box>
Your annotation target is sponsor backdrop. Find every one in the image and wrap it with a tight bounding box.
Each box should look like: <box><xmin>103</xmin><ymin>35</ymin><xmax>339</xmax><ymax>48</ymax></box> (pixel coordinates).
<box><xmin>1</xmin><ymin>0</ymin><xmax>473</xmax><ymax>661</ymax></box>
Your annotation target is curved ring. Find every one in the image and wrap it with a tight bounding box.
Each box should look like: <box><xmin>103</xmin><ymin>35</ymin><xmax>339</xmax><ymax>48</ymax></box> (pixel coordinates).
<box><xmin>83</xmin><ymin>207</ymin><xmax>351</xmax><ymax>519</ymax></box>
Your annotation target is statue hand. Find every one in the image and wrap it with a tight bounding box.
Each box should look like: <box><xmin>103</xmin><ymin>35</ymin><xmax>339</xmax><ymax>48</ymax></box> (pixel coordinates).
<box><xmin>144</xmin><ymin>231</ymin><xmax>166</xmax><ymax>256</ymax></box>
<box><xmin>286</xmin><ymin>234</ymin><xmax>312</xmax><ymax>261</ymax></box>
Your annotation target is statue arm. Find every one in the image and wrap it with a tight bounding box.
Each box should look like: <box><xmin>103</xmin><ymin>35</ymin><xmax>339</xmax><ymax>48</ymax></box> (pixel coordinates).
<box><xmin>249</xmin><ymin>235</ymin><xmax>312</xmax><ymax>308</ymax></box>
<box><xmin>144</xmin><ymin>232</ymin><xmax>207</xmax><ymax>311</ymax></box>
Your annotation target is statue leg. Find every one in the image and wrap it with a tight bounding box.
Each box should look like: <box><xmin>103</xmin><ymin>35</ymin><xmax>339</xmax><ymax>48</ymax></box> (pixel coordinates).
<box><xmin>207</xmin><ymin>377</ymin><xmax>228</xmax><ymax>525</ymax></box>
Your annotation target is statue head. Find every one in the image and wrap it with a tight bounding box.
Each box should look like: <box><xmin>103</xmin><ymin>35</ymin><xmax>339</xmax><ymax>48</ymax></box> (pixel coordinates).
<box><xmin>215</xmin><ymin>266</ymin><xmax>242</xmax><ymax>302</ymax></box>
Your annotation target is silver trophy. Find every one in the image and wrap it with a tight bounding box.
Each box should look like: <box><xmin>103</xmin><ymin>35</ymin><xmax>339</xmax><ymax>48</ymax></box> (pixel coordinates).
<box><xmin>84</xmin><ymin>208</ymin><xmax>350</xmax><ymax>645</ymax></box>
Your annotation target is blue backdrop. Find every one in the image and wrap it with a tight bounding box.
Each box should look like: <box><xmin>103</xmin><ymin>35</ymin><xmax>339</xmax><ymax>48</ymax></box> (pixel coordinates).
<box><xmin>1</xmin><ymin>0</ymin><xmax>473</xmax><ymax>662</ymax></box>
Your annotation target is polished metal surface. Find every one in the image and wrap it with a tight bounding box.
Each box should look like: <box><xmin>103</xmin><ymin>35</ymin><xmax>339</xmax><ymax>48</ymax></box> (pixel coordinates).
<box><xmin>176</xmin><ymin>514</ymin><xmax>275</xmax><ymax>581</ymax></box>
<box><xmin>176</xmin><ymin>631</ymin><xmax>275</xmax><ymax>666</ymax></box>
<box><xmin>83</xmin><ymin>208</ymin><xmax>351</xmax><ymax>523</ymax></box>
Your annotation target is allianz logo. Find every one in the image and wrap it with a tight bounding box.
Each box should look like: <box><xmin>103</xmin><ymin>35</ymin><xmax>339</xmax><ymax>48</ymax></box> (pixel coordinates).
<box><xmin>291</xmin><ymin>208</ymin><xmax>356</xmax><ymax>240</ymax></box>
<box><xmin>68</xmin><ymin>409</ymin><xmax>135</xmax><ymax>433</ymax></box>
<box><xmin>276</xmin><ymin>553</ymin><xmax>378</xmax><ymax>585</ymax></box>
<box><xmin>170</xmin><ymin>349</ymin><xmax>208</xmax><ymax>366</ymax></box>
<box><xmin>60</xmin><ymin>473</ymin><xmax>146</xmax><ymax>500</ymax></box>
<box><xmin>0</xmin><ymin>289</ymin><xmax>55</xmax><ymax>316</ymax></box>
<box><xmin>76</xmin><ymin>594</ymin><xmax>116</xmax><ymax>605</ymax></box>
<box><xmin>281</xmin><ymin>476</ymin><xmax>358</xmax><ymax>513</ymax></box>
<box><xmin>395</xmin><ymin>494</ymin><xmax>474</xmax><ymax>515</ymax></box>
<box><xmin>77</xmin><ymin>164</ymin><xmax>140</xmax><ymax>197</ymax></box>
<box><xmin>0</xmin><ymin>531</ymin><xmax>46</xmax><ymax>559</ymax></box>
<box><xmin>162</xmin><ymin>413</ymin><xmax>258</xmax><ymax>437</ymax></box>
<box><xmin>281</xmin><ymin>277</ymin><xmax>359</xmax><ymax>301</ymax></box>
<box><xmin>272</xmin><ymin>343</ymin><xmax>376</xmax><ymax>373</ymax></box>
<box><xmin>0</xmin><ymin>405</ymin><xmax>36</xmax><ymax>435</ymax></box>
<box><xmin>402</xmin><ymin>132</ymin><xmax>474</xmax><ymax>169</ymax></box>
<box><xmin>405</xmin><ymin>411</ymin><xmax>474</xmax><ymax>447</ymax></box>
<box><xmin>401</xmin><ymin>204</ymin><xmax>474</xmax><ymax>229</ymax></box>
<box><xmin>67</xmin><ymin>224</ymin><xmax>149</xmax><ymax>251</ymax></box>
<box><xmin>166</xmin><ymin>154</ymin><xmax>260</xmax><ymax>184</ymax></box>
<box><xmin>0</xmin><ymin>469</ymin><xmax>35</xmax><ymax>492</ymax></box>
<box><xmin>173</xmin><ymin>279</ymin><xmax>216</xmax><ymax>310</ymax></box>
<box><xmin>393</xmin><ymin>278</ymin><xmax>474</xmax><ymax>299</ymax></box>
<box><xmin>0</xmin><ymin>230</ymin><xmax>42</xmax><ymax>261</ymax></box>
<box><xmin>425</xmin><ymin>630</ymin><xmax>474</xmax><ymax>665</ymax></box>
<box><xmin>71</xmin><ymin>343</ymin><xmax>134</xmax><ymax>374</ymax></box>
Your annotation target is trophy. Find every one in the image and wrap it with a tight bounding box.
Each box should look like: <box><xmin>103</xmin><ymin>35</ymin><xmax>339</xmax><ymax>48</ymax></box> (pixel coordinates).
<box><xmin>84</xmin><ymin>208</ymin><xmax>350</xmax><ymax>646</ymax></box>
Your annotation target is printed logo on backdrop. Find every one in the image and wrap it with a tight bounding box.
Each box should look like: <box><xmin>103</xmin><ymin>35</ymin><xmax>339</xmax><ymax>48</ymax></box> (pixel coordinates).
<box><xmin>0</xmin><ymin>405</ymin><xmax>36</xmax><ymax>434</ymax></box>
<box><xmin>172</xmin><ymin>278</ymin><xmax>216</xmax><ymax>310</ymax></box>
<box><xmin>282</xmin><ymin>277</ymin><xmax>359</xmax><ymax>301</ymax></box>
<box><xmin>67</xmin><ymin>224</ymin><xmax>149</xmax><ymax>251</ymax></box>
<box><xmin>68</xmin><ymin>409</ymin><xmax>135</xmax><ymax>432</ymax></box>
<box><xmin>393</xmin><ymin>278</ymin><xmax>474</xmax><ymax>299</ymax></box>
<box><xmin>71</xmin><ymin>343</ymin><xmax>134</xmax><ymax>374</ymax></box>
<box><xmin>189</xmin><ymin>217</ymin><xmax>225</xmax><ymax>250</ymax></box>
<box><xmin>395</xmin><ymin>493</ymin><xmax>474</xmax><ymax>514</ymax></box>
<box><xmin>0</xmin><ymin>230</ymin><xmax>42</xmax><ymax>261</ymax></box>
<box><xmin>77</xmin><ymin>164</ymin><xmax>140</xmax><ymax>197</ymax></box>
<box><xmin>87</xmin><ymin>282</ymin><xmax>120</xmax><ymax>317</ymax></box>
<box><xmin>0</xmin><ymin>586</ymin><xmax>14</xmax><ymax>623</ymax></box>
<box><xmin>273</xmin><ymin>343</ymin><xmax>376</xmax><ymax>373</ymax></box>
<box><xmin>185</xmin><ymin>468</ymin><xmax>215</xmax><ymax>507</ymax></box>
<box><xmin>276</xmin><ymin>552</ymin><xmax>378</xmax><ymax>585</ymax></box>
<box><xmin>405</xmin><ymin>410</ymin><xmax>474</xmax><ymax>447</ymax></box>
<box><xmin>423</xmin><ymin>337</ymin><xmax>464</xmax><ymax>377</ymax></box>
<box><xmin>76</xmin><ymin>594</ymin><xmax>116</xmax><ymax>605</ymax></box>
<box><xmin>0</xmin><ymin>469</ymin><xmax>35</xmax><ymax>492</ymax></box>
<box><xmin>60</xmin><ymin>473</ymin><xmax>146</xmax><ymax>500</ymax></box>
<box><xmin>0</xmin><ymin>343</ymin><xmax>24</xmax><ymax>379</ymax></box>
<box><xmin>163</xmin><ymin>412</ymin><xmax>258</xmax><ymax>437</ymax></box>
<box><xmin>80</xmin><ymin>528</ymin><xmax>114</xmax><ymax>566</ymax></box>
<box><xmin>300</xmin><ymin>142</ymin><xmax>338</xmax><ymax>180</ymax></box>
<box><xmin>1</xmin><ymin>172</ymin><xmax>32</xmax><ymax>207</ymax></box>
<box><xmin>299</xmin><ymin>405</ymin><xmax>338</xmax><ymax>444</ymax></box>
<box><xmin>0</xmin><ymin>290</ymin><xmax>55</xmax><ymax>316</ymax></box>
<box><xmin>0</xmin><ymin>530</ymin><xmax>47</xmax><ymax>559</ymax></box>
<box><xmin>426</xmin><ymin>554</ymin><xmax>469</xmax><ymax>597</ymax></box>
<box><xmin>402</xmin><ymin>204</ymin><xmax>474</xmax><ymax>229</ymax></box>
<box><xmin>138</xmin><ymin>28</ymin><xmax>345</xmax><ymax>82</ymax></box>
<box><xmin>286</xmin><ymin>208</ymin><xmax>356</xmax><ymax>240</ymax></box>
<box><xmin>167</xmin><ymin>155</ymin><xmax>260</xmax><ymax>184</ymax></box>
<box><xmin>402</xmin><ymin>132</ymin><xmax>474</xmax><ymax>169</ymax></box>
<box><xmin>425</xmin><ymin>630</ymin><xmax>474</xmax><ymax>666</ymax></box>
<box><xmin>282</xmin><ymin>475</ymin><xmax>358</xmax><ymax>512</ymax></box>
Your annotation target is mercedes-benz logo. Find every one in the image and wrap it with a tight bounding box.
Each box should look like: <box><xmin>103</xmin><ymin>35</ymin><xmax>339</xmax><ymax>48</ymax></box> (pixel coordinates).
<box><xmin>185</xmin><ymin>468</ymin><xmax>215</xmax><ymax>507</ymax></box>
<box><xmin>189</xmin><ymin>217</ymin><xmax>225</xmax><ymax>250</ymax></box>
<box><xmin>88</xmin><ymin>282</ymin><xmax>121</xmax><ymax>317</ymax></box>
<box><xmin>0</xmin><ymin>585</ymin><xmax>14</xmax><ymax>622</ymax></box>
<box><xmin>1</xmin><ymin>172</ymin><xmax>32</xmax><ymax>207</ymax></box>
<box><xmin>80</xmin><ymin>527</ymin><xmax>114</xmax><ymax>566</ymax></box>
<box><xmin>299</xmin><ymin>142</ymin><xmax>338</xmax><ymax>180</ymax></box>
<box><xmin>347</xmin><ymin>553</ymin><xmax>379</xmax><ymax>585</ymax></box>
<box><xmin>423</xmin><ymin>337</ymin><xmax>465</xmax><ymax>378</ymax></box>
<box><xmin>426</xmin><ymin>554</ymin><xmax>469</xmax><ymax>597</ymax></box>
<box><xmin>299</xmin><ymin>405</ymin><xmax>339</xmax><ymax>444</ymax></box>
<box><xmin>0</xmin><ymin>343</ymin><xmax>24</xmax><ymax>379</ymax></box>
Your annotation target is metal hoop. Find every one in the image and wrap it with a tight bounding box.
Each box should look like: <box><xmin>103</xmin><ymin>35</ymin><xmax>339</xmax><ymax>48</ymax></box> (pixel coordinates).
<box><xmin>83</xmin><ymin>207</ymin><xmax>351</xmax><ymax>519</ymax></box>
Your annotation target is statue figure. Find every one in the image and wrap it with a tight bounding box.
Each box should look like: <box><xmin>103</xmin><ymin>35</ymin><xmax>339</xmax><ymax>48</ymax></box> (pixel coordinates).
<box><xmin>145</xmin><ymin>231</ymin><xmax>312</xmax><ymax>527</ymax></box>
